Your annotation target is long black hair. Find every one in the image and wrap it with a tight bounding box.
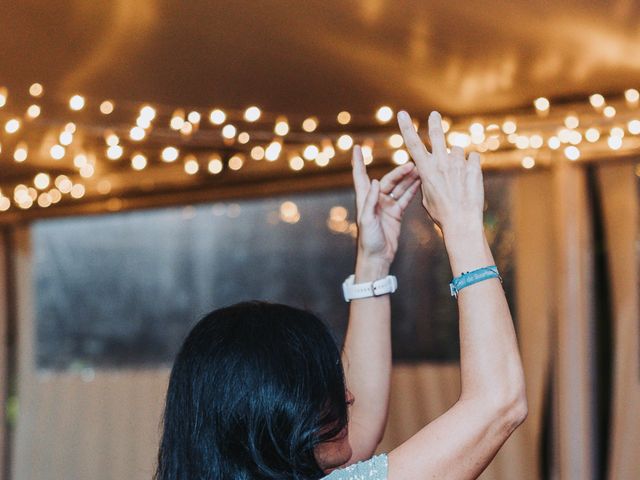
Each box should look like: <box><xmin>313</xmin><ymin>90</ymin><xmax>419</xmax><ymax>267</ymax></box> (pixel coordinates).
<box><xmin>155</xmin><ymin>301</ymin><xmax>348</xmax><ymax>480</ymax></box>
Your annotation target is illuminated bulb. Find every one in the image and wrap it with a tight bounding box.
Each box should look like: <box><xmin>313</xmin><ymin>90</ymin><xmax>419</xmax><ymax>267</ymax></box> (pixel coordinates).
<box><xmin>161</xmin><ymin>146</ymin><xmax>179</xmax><ymax>162</ymax></box>
<box><xmin>558</xmin><ymin>128</ymin><xmax>572</xmax><ymax>143</ymax></box>
<box><xmin>140</xmin><ymin>105</ymin><xmax>156</xmax><ymax>121</ymax></box>
<box><xmin>548</xmin><ymin>136</ymin><xmax>561</xmax><ymax>150</ymax></box>
<box><xmin>610</xmin><ymin>127</ymin><xmax>624</xmax><ymax>138</ymax></box>
<box><xmin>184</xmin><ymin>156</ymin><xmax>199</xmax><ymax>175</ymax></box>
<box><xmin>79</xmin><ymin>164</ymin><xmax>95</xmax><ymax>178</ymax></box>
<box><xmin>244</xmin><ymin>106</ymin><xmax>261</xmax><ymax>122</ymax></box>
<box><xmin>487</xmin><ymin>137</ymin><xmax>500</xmax><ymax>151</ymax></box>
<box><xmin>322</xmin><ymin>142</ymin><xmax>335</xmax><ymax>158</ymax></box>
<box><xmin>59</xmin><ymin>131</ymin><xmax>73</xmax><ymax>146</ymax></box>
<box><xmin>289</xmin><ymin>156</ymin><xmax>304</xmax><ymax>171</ymax></box>
<box><xmin>37</xmin><ymin>193</ymin><xmax>52</xmax><ymax>208</ymax></box>
<box><xmin>65</xmin><ymin>122</ymin><xmax>76</xmax><ymax>133</ymax></box>
<box><xmin>251</xmin><ymin>146</ymin><xmax>265</xmax><ymax>160</ymax></box>
<box><xmin>502</xmin><ymin>120</ymin><xmax>517</xmax><ymax>134</ymax></box>
<box><xmin>441</xmin><ymin>118</ymin><xmax>451</xmax><ymax>133</ymax></box>
<box><xmin>107</xmin><ymin>145</ymin><xmax>123</xmax><ymax>160</ymax></box>
<box><xmin>303</xmin><ymin>145</ymin><xmax>319</xmax><ymax>160</ymax></box>
<box><xmin>265</xmin><ymin>141</ymin><xmax>282</xmax><ymax>161</ymax></box>
<box><xmin>515</xmin><ymin>136</ymin><xmax>530</xmax><ymax>149</ymax></box>
<box><xmin>49</xmin><ymin>189</ymin><xmax>62</xmax><ymax>203</ymax></box>
<box><xmin>337</xmin><ymin>134</ymin><xmax>353</xmax><ymax>150</ymax></box>
<box><xmin>14</xmin><ymin>143</ymin><xmax>28</xmax><ymax>162</ymax></box>
<box><xmin>208</xmin><ymin>156</ymin><xmax>223</xmax><ymax>174</ymax></box>
<box><xmin>564</xmin><ymin>146</ymin><xmax>580</xmax><ymax>161</ymax></box>
<box><xmin>180</xmin><ymin>122</ymin><xmax>193</xmax><ymax>136</ymax></box>
<box><xmin>187</xmin><ymin>111</ymin><xmax>201</xmax><ymax>124</ymax></box>
<box><xmin>274</xmin><ymin>118</ymin><xmax>289</xmax><ymax>136</ymax></box>
<box><xmin>469</xmin><ymin>122</ymin><xmax>484</xmax><ymax>136</ymax></box>
<box><xmin>585</xmin><ymin>128</ymin><xmax>600</xmax><ymax>142</ymax></box>
<box><xmin>238</xmin><ymin>132</ymin><xmax>250</xmax><ymax>144</ymax></box>
<box><xmin>70</xmin><ymin>184</ymin><xmax>85</xmax><ymax>199</ymax></box>
<box><xmin>74</xmin><ymin>154</ymin><xmax>88</xmax><ymax>168</ymax></box>
<box><xmin>529</xmin><ymin>134</ymin><xmax>543</xmax><ymax>149</ymax></box>
<box><xmin>628</xmin><ymin>119</ymin><xmax>640</xmax><ymax>135</ymax></box>
<box><xmin>29</xmin><ymin>83</ymin><xmax>43</xmax><ymax>97</ymax></box>
<box><xmin>361</xmin><ymin>145</ymin><xmax>373</xmax><ymax>165</ymax></box>
<box><xmin>69</xmin><ymin>95</ymin><xmax>85</xmax><ymax>110</ymax></box>
<box><xmin>603</xmin><ymin>106</ymin><xmax>616</xmax><ymax>118</ymax></box>
<box><xmin>106</xmin><ymin>133</ymin><xmax>119</xmax><ymax>146</ymax></box>
<box><xmin>209</xmin><ymin>109</ymin><xmax>226</xmax><ymax>125</ymax></box>
<box><xmin>302</xmin><ymin>117</ymin><xmax>318</xmax><ymax>132</ymax></box>
<box><xmin>471</xmin><ymin>131</ymin><xmax>485</xmax><ymax>145</ymax></box>
<box><xmin>34</xmin><ymin>173</ymin><xmax>50</xmax><ymax>190</ymax></box>
<box><xmin>228</xmin><ymin>155</ymin><xmax>244</xmax><ymax>170</ymax></box>
<box><xmin>0</xmin><ymin>197</ymin><xmax>9</xmax><ymax>211</ymax></box>
<box><xmin>608</xmin><ymin>135</ymin><xmax>622</xmax><ymax>150</ymax></box>
<box><xmin>170</xmin><ymin>112</ymin><xmax>185</xmax><ymax>130</ymax></box>
<box><xmin>222</xmin><ymin>124</ymin><xmax>237</xmax><ymax>139</ymax></box>
<box><xmin>50</xmin><ymin>144</ymin><xmax>65</xmax><ymax>159</ymax></box>
<box><xmin>625</xmin><ymin>88</ymin><xmax>639</xmax><ymax>103</ymax></box>
<box><xmin>100</xmin><ymin>100</ymin><xmax>114</xmax><ymax>115</ymax></box>
<box><xmin>521</xmin><ymin>156</ymin><xmax>535</xmax><ymax>169</ymax></box>
<box><xmin>534</xmin><ymin>97</ymin><xmax>550</xmax><ymax>112</ymax></box>
<box><xmin>337</xmin><ymin>111</ymin><xmax>351</xmax><ymax>125</ymax></box>
<box><xmin>375</xmin><ymin>106</ymin><xmax>393</xmax><ymax>123</ymax></box>
<box><xmin>388</xmin><ymin>133</ymin><xmax>404</xmax><ymax>148</ymax></box>
<box><xmin>131</xmin><ymin>153</ymin><xmax>147</xmax><ymax>170</ymax></box>
<box><xmin>590</xmin><ymin>94</ymin><xmax>605</xmax><ymax>108</ymax></box>
<box><xmin>392</xmin><ymin>149</ymin><xmax>409</xmax><ymax>165</ymax></box>
<box><xmin>5</xmin><ymin>119</ymin><xmax>20</xmax><ymax>133</ymax></box>
<box><xmin>130</xmin><ymin>126</ymin><xmax>146</xmax><ymax>141</ymax></box>
<box><xmin>568</xmin><ymin>131</ymin><xmax>582</xmax><ymax>145</ymax></box>
<box><xmin>564</xmin><ymin>115</ymin><xmax>579</xmax><ymax>129</ymax></box>
<box><xmin>55</xmin><ymin>175</ymin><xmax>72</xmax><ymax>193</ymax></box>
<box><xmin>315</xmin><ymin>152</ymin><xmax>330</xmax><ymax>167</ymax></box>
<box><xmin>136</xmin><ymin>117</ymin><xmax>151</xmax><ymax>129</ymax></box>
<box><xmin>27</xmin><ymin>104</ymin><xmax>41</xmax><ymax>118</ymax></box>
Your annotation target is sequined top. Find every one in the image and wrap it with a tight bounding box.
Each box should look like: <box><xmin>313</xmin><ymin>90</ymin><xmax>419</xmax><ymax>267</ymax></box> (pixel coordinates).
<box><xmin>321</xmin><ymin>454</ymin><xmax>388</xmax><ymax>480</ymax></box>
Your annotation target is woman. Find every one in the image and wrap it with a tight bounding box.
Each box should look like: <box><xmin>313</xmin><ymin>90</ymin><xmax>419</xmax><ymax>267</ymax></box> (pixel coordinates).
<box><xmin>155</xmin><ymin>111</ymin><xmax>527</xmax><ymax>479</ymax></box>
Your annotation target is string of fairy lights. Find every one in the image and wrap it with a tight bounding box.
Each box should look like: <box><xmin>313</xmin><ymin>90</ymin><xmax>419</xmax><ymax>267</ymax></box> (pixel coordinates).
<box><xmin>0</xmin><ymin>82</ymin><xmax>639</xmax><ymax>213</ymax></box>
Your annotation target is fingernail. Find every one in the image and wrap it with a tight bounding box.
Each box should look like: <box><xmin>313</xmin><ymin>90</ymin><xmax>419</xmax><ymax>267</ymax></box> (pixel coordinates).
<box><xmin>397</xmin><ymin>111</ymin><xmax>410</xmax><ymax>122</ymax></box>
<box><xmin>430</xmin><ymin>111</ymin><xmax>441</xmax><ymax>120</ymax></box>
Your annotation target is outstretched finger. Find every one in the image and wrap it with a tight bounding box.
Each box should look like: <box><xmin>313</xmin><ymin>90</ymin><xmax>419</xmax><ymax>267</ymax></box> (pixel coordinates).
<box><xmin>360</xmin><ymin>179</ymin><xmax>380</xmax><ymax>224</ymax></box>
<box><xmin>428</xmin><ymin>111</ymin><xmax>448</xmax><ymax>161</ymax></box>
<box><xmin>352</xmin><ymin>146</ymin><xmax>371</xmax><ymax>213</ymax></box>
<box><xmin>397</xmin><ymin>111</ymin><xmax>434</xmax><ymax>171</ymax></box>
<box><xmin>395</xmin><ymin>178</ymin><xmax>421</xmax><ymax>211</ymax></box>
<box><xmin>379</xmin><ymin>162</ymin><xmax>417</xmax><ymax>195</ymax></box>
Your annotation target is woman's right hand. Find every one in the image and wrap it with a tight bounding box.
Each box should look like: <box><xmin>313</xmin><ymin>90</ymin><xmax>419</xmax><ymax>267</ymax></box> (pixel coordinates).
<box><xmin>396</xmin><ymin>110</ymin><xmax>485</xmax><ymax>236</ymax></box>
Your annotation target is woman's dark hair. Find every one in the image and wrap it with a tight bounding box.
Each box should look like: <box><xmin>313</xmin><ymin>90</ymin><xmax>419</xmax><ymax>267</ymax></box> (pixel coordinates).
<box><xmin>155</xmin><ymin>301</ymin><xmax>348</xmax><ymax>480</ymax></box>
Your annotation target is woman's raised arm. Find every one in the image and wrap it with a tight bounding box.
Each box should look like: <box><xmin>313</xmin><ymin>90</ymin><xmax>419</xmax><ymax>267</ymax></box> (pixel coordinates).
<box><xmin>341</xmin><ymin>148</ymin><xmax>419</xmax><ymax>464</ymax></box>
<box><xmin>387</xmin><ymin>111</ymin><xmax>527</xmax><ymax>480</ymax></box>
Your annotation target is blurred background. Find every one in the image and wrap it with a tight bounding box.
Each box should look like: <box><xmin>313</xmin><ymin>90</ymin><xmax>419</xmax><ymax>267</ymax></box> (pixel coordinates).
<box><xmin>0</xmin><ymin>1</ymin><xmax>639</xmax><ymax>479</ymax></box>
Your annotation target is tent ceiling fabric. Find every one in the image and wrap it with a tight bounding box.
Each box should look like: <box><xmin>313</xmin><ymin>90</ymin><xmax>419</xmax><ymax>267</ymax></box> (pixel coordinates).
<box><xmin>2</xmin><ymin>0</ymin><xmax>640</xmax><ymax>116</ymax></box>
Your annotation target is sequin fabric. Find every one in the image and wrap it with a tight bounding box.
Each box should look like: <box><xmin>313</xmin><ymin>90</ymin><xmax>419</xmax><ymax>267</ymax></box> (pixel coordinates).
<box><xmin>321</xmin><ymin>454</ymin><xmax>388</xmax><ymax>480</ymax></box>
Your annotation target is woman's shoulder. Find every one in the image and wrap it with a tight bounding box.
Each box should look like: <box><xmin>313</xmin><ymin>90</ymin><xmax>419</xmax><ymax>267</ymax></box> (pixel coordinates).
<box><xmin>321</xmin><ymin>454</ymin><xmax>388</xmax><ymax>480</ymax></box>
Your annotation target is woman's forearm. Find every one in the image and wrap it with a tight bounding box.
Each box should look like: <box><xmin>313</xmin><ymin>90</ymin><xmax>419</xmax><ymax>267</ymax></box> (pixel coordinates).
<box><xmin>341</xmin><ymin>253</ymin><xmax>392</xmax><ymax>460</ymax></box>
<box><xmin>444</xmin><ymin>223</ymin><xmax>526</xmax><ymax>410</ymax></box>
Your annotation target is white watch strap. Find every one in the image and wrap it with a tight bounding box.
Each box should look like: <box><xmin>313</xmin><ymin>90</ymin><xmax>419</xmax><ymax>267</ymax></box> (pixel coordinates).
<box><xmin>342</xmin><ymin>274</ymin><xmax>398</xmax><ymax>302</ymax></box>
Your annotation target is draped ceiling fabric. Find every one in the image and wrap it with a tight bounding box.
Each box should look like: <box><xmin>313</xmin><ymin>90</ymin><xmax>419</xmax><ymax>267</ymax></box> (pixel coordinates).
<box><xmin>2</xmin><ymin>1</ymin><xmax>640</xmax><ymax>480</ymax></box>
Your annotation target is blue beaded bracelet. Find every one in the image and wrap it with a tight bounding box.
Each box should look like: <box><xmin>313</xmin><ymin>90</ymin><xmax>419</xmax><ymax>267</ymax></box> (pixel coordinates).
<box><xmin>449</xmin><ymin>265</ymin><xmax>502</xmax><ymax>298</ymax></box>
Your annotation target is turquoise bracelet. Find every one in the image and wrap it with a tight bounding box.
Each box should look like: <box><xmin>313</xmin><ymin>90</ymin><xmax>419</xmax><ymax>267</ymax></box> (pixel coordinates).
<box><xmin>449</xmin><ymin>265</ymin><xmax>502</xmax><ymax>298</ymax></box>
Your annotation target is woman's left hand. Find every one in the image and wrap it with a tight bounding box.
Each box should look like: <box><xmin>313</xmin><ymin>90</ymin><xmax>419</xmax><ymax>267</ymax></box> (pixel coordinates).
<box><xmin>352</xmin><ymin>146</ymin><xmax>421</xmax><ymax>268</ymax></box>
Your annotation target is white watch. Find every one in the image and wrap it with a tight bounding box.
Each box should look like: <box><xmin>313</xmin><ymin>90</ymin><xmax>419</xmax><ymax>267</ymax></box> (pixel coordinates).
<box><xmin>342</xmin><ymin>274</ymin><xmax>398</xmax><ymax>302</ymax></box>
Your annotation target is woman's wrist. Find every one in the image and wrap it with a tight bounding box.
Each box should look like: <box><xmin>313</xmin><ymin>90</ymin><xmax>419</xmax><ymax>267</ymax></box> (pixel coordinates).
<box><xmin>442</xmin><ymin>223</ymin><xmax>493</xmax><ymax>277</ymax></box>
<box><xmin>354</xmin><ymin>252</ymin><xmax>391</xmax><ymax>283</ymax></box>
